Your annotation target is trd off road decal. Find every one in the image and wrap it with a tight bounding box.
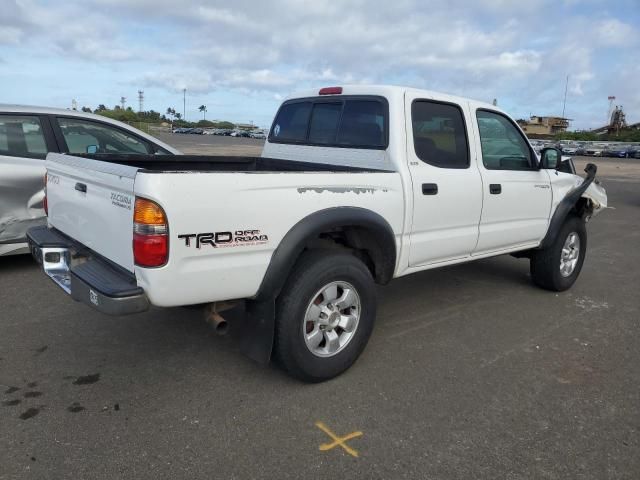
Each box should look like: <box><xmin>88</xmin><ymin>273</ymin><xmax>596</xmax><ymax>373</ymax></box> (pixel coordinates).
<box><xmin>178</xmin><ymin>230</ymin><xmax>268</xmax><ymax>249</ymax></box>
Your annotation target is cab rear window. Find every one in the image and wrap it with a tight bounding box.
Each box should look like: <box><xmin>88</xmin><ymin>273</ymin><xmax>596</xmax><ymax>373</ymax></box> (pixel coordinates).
<box><xmin>269</xmin><ymin>96</ymin><xmax>388</xmax><ymax>149</ymax></box>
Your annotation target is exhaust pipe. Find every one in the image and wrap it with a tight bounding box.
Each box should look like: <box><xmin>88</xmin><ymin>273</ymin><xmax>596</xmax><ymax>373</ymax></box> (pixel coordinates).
<box><xmin>208</xmin><ymin>311</ymin><xmax>229</xmax><ymax>336</ymax></box>
<box><xmin>204</xmin><ymin>301</ymin><xmax>237</xmax><ymax>336</ymax></box>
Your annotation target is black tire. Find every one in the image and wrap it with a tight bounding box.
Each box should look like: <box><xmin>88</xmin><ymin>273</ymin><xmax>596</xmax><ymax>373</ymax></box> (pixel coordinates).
<box><xmin>275</xmin><ymin>250</ymin><xmax>377</xmax><ymax>382</ymax></box>
<box><xmin>530</xmin><ymin>215</ymin><xmax>587</xmax><ymax>291</ymax></box>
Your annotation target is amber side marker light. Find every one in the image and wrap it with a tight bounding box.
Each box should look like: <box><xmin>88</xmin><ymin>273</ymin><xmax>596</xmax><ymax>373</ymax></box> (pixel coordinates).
<box><xmin>133</xmin><ymin>197</ymin><xmax>168</xmax><ymax>267</ymax></box>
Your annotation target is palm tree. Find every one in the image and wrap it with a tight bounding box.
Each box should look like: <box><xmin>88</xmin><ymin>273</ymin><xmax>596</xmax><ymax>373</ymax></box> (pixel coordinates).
<box><xmin>166</xmin><ymin>107</ymin><xmax>176</xmax><ymax>129</ymax></box>
<box><xmin>199</xmin><ymin>105</ymin><xmax>207</xmax><ymax>120</ymax></box>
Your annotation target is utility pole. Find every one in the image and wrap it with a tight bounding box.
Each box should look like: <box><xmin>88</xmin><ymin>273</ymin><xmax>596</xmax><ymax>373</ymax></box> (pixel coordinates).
<box><xmin>561</xmin><ymin>74</ymin><xmax>569</xmax><ymax>119</ymax></box>
<box><xmin>138</xmin><ymin>90</ymin><xmax>144</xmax><ymax>112</ymax></box>
<box><xmin>183</xmin><ymin>88</ymin><xmax>186</xmax><ymax>121</ymax></box>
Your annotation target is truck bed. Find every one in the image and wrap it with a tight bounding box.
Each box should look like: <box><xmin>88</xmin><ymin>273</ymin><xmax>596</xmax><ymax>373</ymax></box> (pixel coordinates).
<box><xmin>76</xmin><ymin>154</ymin><xmax>394</xmax><ymax>173</ymax></box>
<box><xmin>44</xmin><ymin>152</ymin><xmax>403</xmax><ymax>282</ymax></box>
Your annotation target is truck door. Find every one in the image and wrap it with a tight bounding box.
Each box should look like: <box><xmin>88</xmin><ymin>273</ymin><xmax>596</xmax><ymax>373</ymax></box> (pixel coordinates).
<box><xmin>406</xmin><ymin>95</ymin><xmax>483</xmax><ymax>266</ymax></box>
<box><xmin>470</xmin><ymin>108</ymin><xmax>552</xmax><ymax>254</ymax></box>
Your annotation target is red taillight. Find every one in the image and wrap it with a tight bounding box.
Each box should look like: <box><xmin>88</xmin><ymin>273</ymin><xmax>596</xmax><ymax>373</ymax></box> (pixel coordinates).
<box><xmin>133</xmin><ymin>233</ymin><xmax>168</xmax><ymax>267</ymax></box>
<box><xmin>133</xmin><ymin>197</ymin><xmax>168</xmax><ymax>267</ymax></box>
<box><xmin>319</xmin><ymin>86</ymin><xmax>343</xmax><ymax>95</ymax></box>
<box><xmin>43</xmin><ymin>173</ymin><xmax>48</xmax><ymax>216</ymax></box>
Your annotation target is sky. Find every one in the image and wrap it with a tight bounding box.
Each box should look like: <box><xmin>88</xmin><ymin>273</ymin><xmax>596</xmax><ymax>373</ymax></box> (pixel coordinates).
<box><xmin>1</xmin><ymin>0</ymin><xmax>639</xmax><ymax>130</ymax></box>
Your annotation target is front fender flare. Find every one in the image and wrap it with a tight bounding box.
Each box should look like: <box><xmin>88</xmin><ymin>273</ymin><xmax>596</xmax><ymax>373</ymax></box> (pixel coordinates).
<box><xmin>540</xmin><ymin>163</ymin><xmax>597</xmax><ymax>249</ymax></box>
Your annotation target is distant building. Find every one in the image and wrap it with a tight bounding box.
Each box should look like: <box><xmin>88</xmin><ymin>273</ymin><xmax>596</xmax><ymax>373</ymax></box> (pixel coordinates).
<box><xmin>517</xmin><ymin>116</ymin><xmax>570</xmax><ymax>136</ymax></box>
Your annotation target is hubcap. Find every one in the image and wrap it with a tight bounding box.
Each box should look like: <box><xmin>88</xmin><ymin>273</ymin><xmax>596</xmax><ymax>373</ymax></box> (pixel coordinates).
<box><xmin>560</xmin><ymin>232</ymin><xmax>580</xmax><ymax>277</ymax></box>
<box><xmin>303</xmin><ymin>281</ymin><xmax>361</xmax><ymax>358</ymax></box>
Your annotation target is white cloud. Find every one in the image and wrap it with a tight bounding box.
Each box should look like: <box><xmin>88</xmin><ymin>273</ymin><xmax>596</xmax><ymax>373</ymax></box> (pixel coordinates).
<box><xmin>1</xmin><ymin>0</ymin><xmax>639</xmax><ymax>128</ymax></box>
<box><xmin>595</xmin><ymin>19</ymin><xmax>638</xmax><ymax>47</ymax></box>
<box><xmin>139</xmin><ymin>71</ymin><xmax>215</xmax><ymax>93</ymax></box>
<box><xmin>0</xmin><ymin>26</ymin><xmax>22</xmax><ymax>44</ymax></box>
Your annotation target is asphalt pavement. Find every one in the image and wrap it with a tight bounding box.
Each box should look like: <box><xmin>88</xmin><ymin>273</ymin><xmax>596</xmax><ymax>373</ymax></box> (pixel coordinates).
<box><xmin>1</xmin><ymin>148</ymin><xmax>638</xmax><ymax>479</ymax></box>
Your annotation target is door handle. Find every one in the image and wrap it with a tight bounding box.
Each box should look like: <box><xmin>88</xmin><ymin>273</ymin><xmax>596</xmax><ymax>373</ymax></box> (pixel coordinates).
<box><xmin>422</xmin><ymin>183</ymin><xmax>438</xmax><ymax>195</ymax></box>
<box><xmin>489</xmin><ymin>184</ymin><xmax>501</xmax><ymax>194</ymax></box>
<box><xmin>75</xmin><ymin>182</ymin><xmax>87</xmax><ymax>193</ymax></box>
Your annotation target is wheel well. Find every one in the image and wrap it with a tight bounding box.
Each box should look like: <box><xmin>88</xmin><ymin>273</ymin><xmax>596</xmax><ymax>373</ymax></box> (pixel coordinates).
<box><xmin>572</xmin><ymin>197</ymin><xmax>595</xmax><ymax>219</ymax></box>
<box><xmin>300</xmin><ymin>226</ymin><xmax>392</xmax><ymax>284</ymax></box>
<box><xmin>254</xmin><ymin>207</ymin><xmax>397</xmax><ymax>301</ymax></box>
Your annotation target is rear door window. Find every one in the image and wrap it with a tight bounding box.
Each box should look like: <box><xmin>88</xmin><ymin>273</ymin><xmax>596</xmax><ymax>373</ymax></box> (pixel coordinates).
<box><xmin>0</xmin><ymin>115</ymin><xmax>48</xmax><ymax>159</ymax></box>
<box><xmin>412</xmin><ymin>101</ymin><xmax>469</xmax><ymax>168</ymax></box>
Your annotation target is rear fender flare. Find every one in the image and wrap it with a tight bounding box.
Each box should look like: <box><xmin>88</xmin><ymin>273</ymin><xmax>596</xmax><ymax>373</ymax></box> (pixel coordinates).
<box><xmin>254</xmin><ymin>207</ymin><xmax>397</xmax><ymax>301</ymax></box>
<box><xmin>241</xmin><ymin>207</ymin><xmax>396</xmax><ymax>364</ymax></box>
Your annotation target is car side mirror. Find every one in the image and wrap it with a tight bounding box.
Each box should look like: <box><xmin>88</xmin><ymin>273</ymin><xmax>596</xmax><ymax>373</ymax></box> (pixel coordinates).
<box><xmin>86</xmin><ymin>145</ymin><xmax>98</xmax><ymax>154</ymax></box>
<box><xmin>540</xmin><ymin>147</ymin><xmax>560</xmax><ymax>169</ymax></box>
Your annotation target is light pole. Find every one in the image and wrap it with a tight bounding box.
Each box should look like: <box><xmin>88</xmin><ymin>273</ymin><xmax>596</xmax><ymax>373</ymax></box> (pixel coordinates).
<box><xmin>561</xmin><ymin>74</ymin><xmax>569</xmax><ymax>120</ymax></box>
<box><xmin>183</xmin><ymin>88</ymin><xmax>186</xmax><ymax>121</ymax></box>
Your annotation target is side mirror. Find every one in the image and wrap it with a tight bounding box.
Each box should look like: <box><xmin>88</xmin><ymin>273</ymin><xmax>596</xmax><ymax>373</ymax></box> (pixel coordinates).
<box><xmin>540</xmin><ymin>147</ymin><xmax>560</xmax><ymax>169</ymax></box>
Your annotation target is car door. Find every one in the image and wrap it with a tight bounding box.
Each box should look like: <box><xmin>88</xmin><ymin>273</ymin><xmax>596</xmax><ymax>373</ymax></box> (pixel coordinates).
<box><xmin>407</xmin><ymin>95</ymin><xmax>483</xmax><ymax>266</ymax></box>
<box><xmin>0</xmin><ymin>114</ymin><xmax>58</xmax><ymax>248</ymax></box>
<box><xmin>470</xmin><ymin>108</ymin><xmax>552</xmax><ymax>254</ymax></box>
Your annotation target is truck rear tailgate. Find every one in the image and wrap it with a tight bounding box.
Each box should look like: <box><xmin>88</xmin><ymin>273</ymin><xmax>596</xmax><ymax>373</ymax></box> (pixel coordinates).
<box><xmin>45</xmin><ymin>153</ymin><xmax>138</xmax><ymax>271</ymax></box>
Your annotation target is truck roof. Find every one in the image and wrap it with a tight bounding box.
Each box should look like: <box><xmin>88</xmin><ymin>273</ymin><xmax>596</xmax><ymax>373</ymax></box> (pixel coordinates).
<box><xmin>283</xmin><ymin>85</ymin><xmax>499</xmax><ymax>111</ymax></box>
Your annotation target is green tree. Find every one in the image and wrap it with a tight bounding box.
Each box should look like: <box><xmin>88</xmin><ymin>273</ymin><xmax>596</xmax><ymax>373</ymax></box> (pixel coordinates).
<box><xmin>199</xmin><ymin>105</ymin><xmax>207</xmax><ymax>120</ymax></box>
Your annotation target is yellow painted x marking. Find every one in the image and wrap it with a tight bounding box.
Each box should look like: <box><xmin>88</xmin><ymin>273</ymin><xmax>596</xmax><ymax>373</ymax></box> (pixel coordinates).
<box><xmin>315</xmin><ymin>421</ymin><xmax>363</xmax><ymax>458</ymax></box>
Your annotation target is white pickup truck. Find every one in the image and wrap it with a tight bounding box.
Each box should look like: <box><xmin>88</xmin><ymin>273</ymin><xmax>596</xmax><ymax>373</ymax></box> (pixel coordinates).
<box><xmin>28</xmin><ymin>85</ymin><xmax>607</xmax><ymax>382</ymax></box>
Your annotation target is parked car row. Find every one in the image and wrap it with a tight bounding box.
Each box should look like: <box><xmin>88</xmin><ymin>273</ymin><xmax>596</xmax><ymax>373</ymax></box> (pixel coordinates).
<box><xmin>530</xmin><ymin>139</ymin><xmax>640</xmax><ymax>158</ymax></box>
<box><xmin>569</xmin><ymin>144</ymin><xmax>640</xmax><ymax>158</ymax></box>
<box><xmin>172</xmin><ymin>127</ymin><xmax>266</xmax><ymax>139</ymax></box>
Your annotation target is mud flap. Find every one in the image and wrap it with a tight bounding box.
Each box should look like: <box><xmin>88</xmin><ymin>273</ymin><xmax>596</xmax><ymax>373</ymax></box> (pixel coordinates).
<box><xmin>240</xmin><ymin>298</ymin><xmax>275</xmax><ymax>364</ymax></box>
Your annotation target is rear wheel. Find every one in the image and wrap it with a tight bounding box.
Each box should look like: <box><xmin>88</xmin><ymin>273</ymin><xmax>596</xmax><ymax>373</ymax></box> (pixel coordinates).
<box><xmin>275</xmin><ymin>251</ymin><xmax>376</xmax><ymax>382</ymax></box>
<box><xmin>530</xmin><ymin>215</ymin><xmax>587</xmax><ymax>291</ymax></box>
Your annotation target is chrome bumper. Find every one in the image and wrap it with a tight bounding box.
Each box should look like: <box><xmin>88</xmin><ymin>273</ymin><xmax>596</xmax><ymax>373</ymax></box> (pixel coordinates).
<box><xmin>27</xmin><ymin>226</ymin><xmax>149</xmax><ymax>316</ymax></box>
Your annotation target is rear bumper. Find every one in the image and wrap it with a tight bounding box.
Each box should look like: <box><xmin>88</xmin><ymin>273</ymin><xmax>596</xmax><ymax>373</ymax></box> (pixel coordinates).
<box><xmin>27</xmin><ymin>226</ymin><xmax>149</xmax><ymax>316</ymax></box>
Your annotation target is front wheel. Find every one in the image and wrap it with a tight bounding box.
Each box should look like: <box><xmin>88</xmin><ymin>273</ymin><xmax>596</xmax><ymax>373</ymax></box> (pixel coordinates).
<box><xmin>275</xmin><ymin>251</ymin><xmax>377</xmax><ymax>382</ymax></box>
<box><xmin>530</xmin><ymin>215</ymin><xmax>587</xmax><ymax>291</ymax></box>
